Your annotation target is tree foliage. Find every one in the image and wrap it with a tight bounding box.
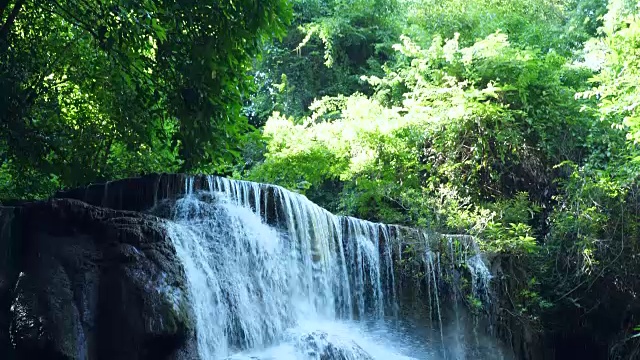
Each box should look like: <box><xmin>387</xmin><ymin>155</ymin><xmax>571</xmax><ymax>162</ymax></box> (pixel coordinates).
<box><xmin>405</xmin><ymin>0</ymin><xmax>606</xmax><ymax>54</ymax></box>
<box><xmin>0</xmin><ymin>0</ymin><xmax>291</xmax><ymax>198</ymax></box>
<box><xmin>245</xmin><ymin>0</ymin><xmax>402</xmax><ymax>127</ymax></box>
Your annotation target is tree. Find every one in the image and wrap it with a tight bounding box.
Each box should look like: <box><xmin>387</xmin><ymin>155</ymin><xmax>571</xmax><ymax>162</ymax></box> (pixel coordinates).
<box><xmin>0</xmin><ymin>0</ymin><xmax>292</xmax><ymax>199</ymax></box>
<box><xmin>404</xmin><ymin>0</ymin><xmax>607</xmax><ymax>55</ymax></box>
<box><xmin>246</xmin><ymin>0</ymin><xmax>403</xmax><ymax>127</ymax></box>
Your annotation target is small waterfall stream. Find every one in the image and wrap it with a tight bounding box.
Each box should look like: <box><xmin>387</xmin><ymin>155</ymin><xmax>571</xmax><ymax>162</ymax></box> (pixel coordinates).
<box><xmin>162</xmin><ymin>176</ymin><xmax>505</xmax><ymax>360</ymax></box>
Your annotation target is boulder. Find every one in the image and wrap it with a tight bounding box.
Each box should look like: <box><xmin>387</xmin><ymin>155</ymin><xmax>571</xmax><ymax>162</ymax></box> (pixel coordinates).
<box><xmin>2</xmin><ymin>199</ymin><xmax>195</xmax><ymax>360</ymax></box>
<box><xmin>296</xmin><ymin>331</ymin><xmax>374</xmax><ymax>360</ymax></box>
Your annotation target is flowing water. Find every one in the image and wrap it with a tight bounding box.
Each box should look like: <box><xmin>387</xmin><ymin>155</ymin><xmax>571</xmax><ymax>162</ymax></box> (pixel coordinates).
<box><xmin>163</xmin><ymin>176</ymin><xmax>506</xmax><ymax>360</ymax></box>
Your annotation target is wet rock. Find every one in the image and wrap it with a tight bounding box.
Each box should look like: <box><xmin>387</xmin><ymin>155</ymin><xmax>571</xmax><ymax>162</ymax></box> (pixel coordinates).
<box><xmin>2</xmin><ymin>199</ymin><xmax>195</xmax><ymax>360</ymax></box>
<box><xmin>0</xmin><ymin>207</ymin><xmax>17</xmax><ymax>358</ymax></box>
<box><xmin>53</xmin><ymin>174</ymin><xmax>282</xmax><ymax>226</ymax></box>
<box><xmin>296</xmin><ymin>331</ymin><xmax>374</xmax><ymax>360</ymax></box>
<box><xmin>54</xmin><ymin>173</ymin><xmax>194</xmax><ymax>212</ymax></box>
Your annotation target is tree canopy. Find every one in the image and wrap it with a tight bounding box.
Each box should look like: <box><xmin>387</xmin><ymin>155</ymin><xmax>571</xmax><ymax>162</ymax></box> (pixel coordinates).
<box><xmin>0</xmin><ymin>0</ymin><xmax>291</xmax><ymax>198</ymax></box>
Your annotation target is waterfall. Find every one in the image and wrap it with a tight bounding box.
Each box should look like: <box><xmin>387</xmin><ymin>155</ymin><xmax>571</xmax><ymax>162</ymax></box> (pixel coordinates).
<box><xmin>162</xmin><ymin>176</ymin><xmax>504</xmax><ymax>360</ymax></box>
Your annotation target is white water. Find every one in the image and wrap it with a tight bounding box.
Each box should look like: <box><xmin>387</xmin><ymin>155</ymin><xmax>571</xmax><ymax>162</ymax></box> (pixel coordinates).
<box><xmin>163</xmin><ymin>176</ymin><xmax>501</xmax><ymax>360</ymax></box>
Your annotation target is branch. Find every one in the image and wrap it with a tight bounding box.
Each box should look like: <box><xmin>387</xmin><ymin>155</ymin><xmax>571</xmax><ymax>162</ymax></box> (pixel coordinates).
<box><xmin>0</xmin><ymin>0</ymin><xmax>25</xmax><ymax>40</ymax></box>
<box><xmin>555</xmin><ymin>202</ymin><xmax>627</xmax><ymax>303</ymax></box>
<box><xmin>0</xmin><ymin>0</ymin><xmax>11</xmax><ymax>20</ymax></box>
<box><xmin>47</xmin><ymin>1</ymin><xmax>158</xmax><ymax>88</ymax></box>
<box><xmin>100</xmin><ymin>136</ymin><xmax>114</xmax><ymax>175</ymax></box>
<box><xmin>22</xmin><ymin>40</ymin><xmax>75</xmax><ymax>106</ymax></box>
<box><xmin>48</xmin><ymin>0</ymin><xmax>101</xmax><ymax>40</ymax></box>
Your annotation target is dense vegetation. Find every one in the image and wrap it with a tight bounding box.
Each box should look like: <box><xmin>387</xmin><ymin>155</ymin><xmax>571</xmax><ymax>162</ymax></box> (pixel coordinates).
<box><xmin>0</xmin><ymin>0</ymin><xmax>291</xmax><ymax>198</ymax></box>
<box><xmin>3</xmin><ymin>0</ymin><xmax>640</xmax><ymax>357</ymax></box>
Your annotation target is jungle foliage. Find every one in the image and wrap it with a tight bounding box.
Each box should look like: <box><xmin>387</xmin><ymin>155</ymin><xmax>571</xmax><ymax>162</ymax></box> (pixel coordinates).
<box><xmin>0</xmin><ymin>0</ymin><xmax>291</xmax><ymax>198</ymax></box>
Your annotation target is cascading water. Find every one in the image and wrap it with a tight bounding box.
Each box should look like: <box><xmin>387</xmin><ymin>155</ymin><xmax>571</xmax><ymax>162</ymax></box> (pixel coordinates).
<box><xmin>162</xmin><ymin>176</ymin><xmax>507</xmax><ymax>360</ymax></box>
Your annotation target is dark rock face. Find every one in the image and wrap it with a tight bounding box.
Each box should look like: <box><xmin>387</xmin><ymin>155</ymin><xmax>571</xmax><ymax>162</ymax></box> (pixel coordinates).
<box><xmin>0</xmin><ymin>207</ymin><xmax>17</xmax><ymax>358</ymax></box>
<box><xmin>54</xmin><ymin>173</ymin><xmax>193</xmax><ymax>212</ymax></box>
<box><xmin>491</xmin><ymin>258</ymin><xmax>547</xmax><ymax>360</ymax></box>
<box><xmin>1</xmin><ymin>199</ymin><xmax>195</xmax><ymax>360</ymax></box>
<box><xmin>53</xmin><ymin>173</ymin><xmax>281</xmax><ymax>227</ymax></box>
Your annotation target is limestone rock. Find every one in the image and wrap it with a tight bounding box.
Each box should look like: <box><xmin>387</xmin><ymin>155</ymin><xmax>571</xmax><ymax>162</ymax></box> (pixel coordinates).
<box><xmin>3</xmin><ymin>199</ymin><xmax>195</xmax><ymax>360</ymax></box>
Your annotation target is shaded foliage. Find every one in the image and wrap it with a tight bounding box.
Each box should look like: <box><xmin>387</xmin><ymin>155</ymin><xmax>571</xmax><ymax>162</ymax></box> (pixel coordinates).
<box><xmin>245</xmin><ymin>0</ymin><xmax>402</xmax><ymax>128</ymax></box>
<box><xmin>0</xmin><ymin>0</ymin><xmax>292</xmax><ymax>199</ymax></box>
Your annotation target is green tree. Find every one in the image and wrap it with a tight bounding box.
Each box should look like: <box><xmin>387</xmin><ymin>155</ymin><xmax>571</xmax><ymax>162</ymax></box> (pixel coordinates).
<box><xmin>0</xmin><ymin>0</ymin><xmax>292</xmax><ymax>199</ymax></box>
<box><xmin>246</xmin><ymin>0</ymin><xmax>403</xmax><ymax>128</ymax></box>
<box><xmin>405</xmin><ymin>0</ymin><xmax>607</xmax><ymax>54</ymax></box>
